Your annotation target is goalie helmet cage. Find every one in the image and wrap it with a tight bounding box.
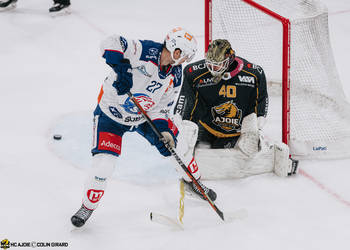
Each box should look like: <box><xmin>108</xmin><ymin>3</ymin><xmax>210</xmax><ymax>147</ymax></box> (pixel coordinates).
<box><xmin>205</xmin><ymin>0</ymin><xmax>350</xmax><ymax>159</ymax></box>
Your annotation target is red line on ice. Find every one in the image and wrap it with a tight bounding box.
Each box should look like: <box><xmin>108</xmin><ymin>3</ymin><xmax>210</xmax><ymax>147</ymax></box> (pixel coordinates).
<box><xmin>300</xmin><ymin>169</ymin><xmax>350</xmax><ymax>208</ymax></box>
<box><xmin>330</xmin><ymin>9</ymin><xmax>350</xmax><ymax>15</ymax></box>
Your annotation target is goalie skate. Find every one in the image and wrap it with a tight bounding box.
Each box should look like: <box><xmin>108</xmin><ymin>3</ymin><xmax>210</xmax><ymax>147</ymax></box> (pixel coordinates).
<box><xmin>288</xmin><ymin>158</ymin><xmax>299</xmax><ymax>176</ymax></box>
<box><xmin>49</xmin><ymin>3</ymin><xmax>71</xmax><ymax>17</ymax></box>
<box><xmin>0</xmin><ymin>0</ymin><xmax>17</xmax><ymax>10</ymax></box>
<box><xmin>181</xmin><ymin>178</ymin><xmax>217</xmax><ymax>202</ymax></box>
<box><xmin>71</xmin><ymin>204</ymin><xmax>94</xmax><ymax>227</ymax></box>
<box><xmin>274</xmin><ymin>157</ymin><xmax>299</xmax><ymax>177</ymax></box>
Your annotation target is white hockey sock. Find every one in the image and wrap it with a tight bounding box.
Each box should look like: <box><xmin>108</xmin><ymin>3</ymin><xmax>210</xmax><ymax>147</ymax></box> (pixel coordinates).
<box><xmin>82</xmin><ymin>153</ymin><xmax>116</xmax><ymax>210</ymax></box>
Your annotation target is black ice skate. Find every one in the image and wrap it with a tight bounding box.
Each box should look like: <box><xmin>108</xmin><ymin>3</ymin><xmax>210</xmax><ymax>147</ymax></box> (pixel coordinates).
<box><xmin>288</xmin><ymin>158</ymin><xmax>299</xmax><ymax>176</ymax></box>
<box><xmin>182</xmin><ymin>178</ymin><xmax>217</xmax><ymax>202</ymax></box>
<box><xmin>49</xmin><ymin>2</ymin><xmax>70</xmax><ymax>15</ymax></box>
<box><xmin>71</xmin><ymin>204</ymin><xmax>94</xmax><ymax>227</ymax></box>
<box><xmin>0</xmin><ymin>0</ymin><xmax>17</xmax><ymax>9</ymax></box>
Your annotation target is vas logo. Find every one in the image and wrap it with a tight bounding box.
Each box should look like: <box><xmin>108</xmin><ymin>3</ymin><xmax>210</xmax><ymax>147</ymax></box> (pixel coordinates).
<box><xmin>238</xmin><ymin>75</ymin><xmax>255</xmax><ymax>83</ymax></box>
<box><xmin>1</xmin><ymin>239</ymin><xmax>10</xmax><ymax>249</ymax></box>
<box><xmin>211</xmin><ymin>101</ymin><xmax>242</xmax><ymax>131</ymax></box>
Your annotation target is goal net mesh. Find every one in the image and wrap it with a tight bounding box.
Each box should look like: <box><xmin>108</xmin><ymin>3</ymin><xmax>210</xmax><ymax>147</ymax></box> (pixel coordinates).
<box><xmin>210</xmin><ymin>0</ymin><xmax>350</xmax><ymax>159</ymax></box>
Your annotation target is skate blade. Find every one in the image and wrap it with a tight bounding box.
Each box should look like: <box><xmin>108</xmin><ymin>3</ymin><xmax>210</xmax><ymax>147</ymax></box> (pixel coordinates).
<box><xmin>183</xmin><ymin>187</ymin><xmax>205</xmax><ymax>201</ymax></box>
<box><xmin>70</xmin><ymin>226</ymin><xmax>86</xmax><ymax>233</ymax></box>
<box><xmin>0</xmin><ymin>2</ymin><xmax>17</xmax><ymax>11</ymax></box>
<box><xmin>50</xmin><ymin>6</ymin><xmax>71</xmax><ymax>17</ymax></box>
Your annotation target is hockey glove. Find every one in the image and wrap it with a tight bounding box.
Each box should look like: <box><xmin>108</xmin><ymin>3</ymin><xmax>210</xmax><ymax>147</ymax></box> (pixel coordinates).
<box><xmin>112</xmin><ymin>59</ymin><xmax>133</xmax><ymax>95</ymax></box>
<box><xmin>153</xmin><ymin>119</ymin><xmax>178</xmax><ymax>157</ymax></box>
<box><xmin>237</xmin><ymin>113</ymin><xmax>260</xmax><ymax>157</ymax></box>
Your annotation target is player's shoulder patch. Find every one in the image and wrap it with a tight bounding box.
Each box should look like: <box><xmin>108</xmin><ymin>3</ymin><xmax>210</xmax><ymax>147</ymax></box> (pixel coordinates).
<box><xmin>172</xmin><ymin>65</ymin><xmax>183</xmax><ymax>87</ymax></box>
<box><xmin>185</xmin><ymin>59</ymin><xmax>207</xmax><ymax>74</ymax></box>
<box><xmin>139</xmin><ymin>40</ymin><xmax>163</xmax><ymax>64</ymax></box>
<box><xmin>244</xmin><ymin>59</ymin><xmax>264</xmax><ymax>75</ymax></box>
<box><xmin>119</xmin><ymin>36</ymin><xmax>128</xmax><ymax>52</ymax></box>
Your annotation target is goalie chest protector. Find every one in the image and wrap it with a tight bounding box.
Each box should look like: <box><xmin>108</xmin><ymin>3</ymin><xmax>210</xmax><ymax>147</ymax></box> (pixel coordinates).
<box><xmin>177</xmin><ymin>57</ymin><xmax>268</xmax><ymax>138</ymax></box>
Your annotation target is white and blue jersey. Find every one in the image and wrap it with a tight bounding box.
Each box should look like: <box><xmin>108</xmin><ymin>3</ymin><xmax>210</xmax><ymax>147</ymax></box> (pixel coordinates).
<box><xmin>97</xmin><ymin>35</ymin><xmax>182</xmax><ymax>126</ymax></box>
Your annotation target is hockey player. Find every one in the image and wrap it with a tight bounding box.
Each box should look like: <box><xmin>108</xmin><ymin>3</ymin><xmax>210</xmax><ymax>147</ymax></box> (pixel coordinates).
<box><xmin>174</xmin><ymin>39</ymin><xmax>298</xmax><ymax>179</ymax></box>
<box><xmin>0</xmin><ymin>0</ymin><xmax>70</xmax><ymax>14</ymax></box>
<box><xmin>71</xmin><ymin>28</ymin><xmax>217</xmax><ymax>228</ymax></box>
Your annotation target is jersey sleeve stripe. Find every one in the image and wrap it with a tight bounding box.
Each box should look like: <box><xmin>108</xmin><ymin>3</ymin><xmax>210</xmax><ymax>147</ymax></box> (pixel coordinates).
<box><xmin>193</xmin><ymin>71</ymin><xmax>211</xmax><ymax>83</ymax></box>
<box><xmin>97</xmin><ymin>86</ymin><xmax>104</xmax><ymax>104</ymax></box>
<box><xmin>189</xmin><ymin>91</ymin><xmax>199</xmax><ymax>121</ymax></box>
<box><xmin>104</xmin><ymin>49</ymin><xmax>124</xmax><ymax>54</ymax></box>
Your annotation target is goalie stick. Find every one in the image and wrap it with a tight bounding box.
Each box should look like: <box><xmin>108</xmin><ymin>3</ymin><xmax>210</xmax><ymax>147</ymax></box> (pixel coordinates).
<box><xmin>150</xmin><ymin>212</ymin><xmax>184</xmax><ymax>230</ymax></box>
<box><xmin>150</xmin><ymin>176</ymin><xmax>247</xmax><ymax>229</ymax></box>
<box><xmin>150</xmin><ymin>209</ymin><xmax>248</xmax><ymax>230</ymax></box>
<box><xmin>127</xmin><ymin>91</ymin><xmax>225</xmax><ymax>221</ymax></box>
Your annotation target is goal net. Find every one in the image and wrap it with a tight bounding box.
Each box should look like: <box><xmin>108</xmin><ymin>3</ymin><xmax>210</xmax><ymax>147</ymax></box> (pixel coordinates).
<box><xmin>205</xmin><ymin>0</ymin><xmax>350</xmax><ymax>159</ymax></box>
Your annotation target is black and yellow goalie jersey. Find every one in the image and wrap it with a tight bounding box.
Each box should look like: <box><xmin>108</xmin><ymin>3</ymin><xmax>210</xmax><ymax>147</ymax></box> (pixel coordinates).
<box><xmin>174</xmin><ymin>57</ymin><xmax>268</xmax><ymax>148</ymax></box>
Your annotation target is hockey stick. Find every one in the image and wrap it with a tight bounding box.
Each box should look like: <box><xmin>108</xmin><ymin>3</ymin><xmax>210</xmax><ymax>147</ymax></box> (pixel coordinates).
<box><xmin>127</xmin><ymin>91</ymin><xmax>225</xmax><ymax>221</ymax></box>
<box><xmin>150</xmin><ymin>212</ymin><xmax>184</xmax><ymax>230</ymax></box>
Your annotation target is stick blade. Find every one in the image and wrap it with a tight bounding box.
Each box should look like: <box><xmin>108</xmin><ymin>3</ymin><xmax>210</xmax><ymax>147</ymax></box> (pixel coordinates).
<box><xmin>150</xmin><ymin>212</ymin><xmax>184</xmax><ymax>231</ymax></box>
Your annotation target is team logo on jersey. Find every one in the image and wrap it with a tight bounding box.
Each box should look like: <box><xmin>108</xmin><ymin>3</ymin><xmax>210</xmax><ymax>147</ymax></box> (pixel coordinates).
<box><xmin>109</xmin><ymin>106</ymin><xmax>123</xmax><ymax>119</ymax></box>
<box><xmin>149</xmin><ymin>48</ymin><xmax>159</xmax><ymax>55</ymax></box>
<box><xmin>136</xmin><ymin>65</ymin><xmax>152</xmax><ymax>77</ymax></box>
<box><xmin>198</xmin><ymin>77</ymin><xmax>216</xmax><ymax>87</ymax></box>
<box><xmin>189</xmin><ymin>63</ymin><xmax>206</xmax><ymax>72</ymax></box>
<box><xmin>120</xmin><ymin>93</ymin><xmax>155</xmax><ymax>115</ymax></box>
<box><xmin>211</xmin><ymin>100</ymin><xmax>242</xmax><ymax>131</ymax></box>
<box><xmin>238</xmin><ymin>75</ymin><xmax>255</xmax><ymax>83</ymax></box>
<box><xmin>247</xmin><ymin>63</ymin><xmax>263</xmax><ymax>74</ymax></box>
<box><xmin>146</xmin><ymin>48</ymin><xmax>159</xmax><ymax>60</ymax></box>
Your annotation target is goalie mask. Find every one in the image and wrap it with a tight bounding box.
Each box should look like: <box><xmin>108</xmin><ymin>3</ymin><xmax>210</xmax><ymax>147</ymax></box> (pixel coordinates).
<box><xmin>205</xmin><ymin>39</ymin><xmax>235</xmax><ymax>82</ymax></box>
<box><xmin>165</xmin><ymin>27</ymin><xmax>198</xmax><ymax>66</ymax></box>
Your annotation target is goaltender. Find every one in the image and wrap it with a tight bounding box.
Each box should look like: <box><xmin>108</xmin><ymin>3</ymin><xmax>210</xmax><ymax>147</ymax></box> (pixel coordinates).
<box><xmin>174</xmin><ymin>39</ymin><xmax>298</xmax><ymax>179</ymax></box>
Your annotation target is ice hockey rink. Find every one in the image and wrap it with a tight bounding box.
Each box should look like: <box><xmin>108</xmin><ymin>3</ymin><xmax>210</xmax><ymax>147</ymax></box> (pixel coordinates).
<box><xmin>1</xmin><ymin>0</ymin><xmax>350</xmax><ymax>249</ymax></box>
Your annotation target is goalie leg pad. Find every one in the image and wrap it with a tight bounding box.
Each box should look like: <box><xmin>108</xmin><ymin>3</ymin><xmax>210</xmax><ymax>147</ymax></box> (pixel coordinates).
<box><xmin>171</xmin><ymin>116</ymin><xmax>201</xmax><ymax>181</ymax></box>
<box><xmin>174</xmin><ymin>117</ymin><xmax>198</xmax><ymax>158</ymax></box>
<box><xmin>82</xmin><ymin>153</ymin><xmax>116</xmax><ymax>210</ymax></box>
<box><xmin>194</xmin><ymin>146</ymin><xmax>274</xmax><ymax>179</ymax></box>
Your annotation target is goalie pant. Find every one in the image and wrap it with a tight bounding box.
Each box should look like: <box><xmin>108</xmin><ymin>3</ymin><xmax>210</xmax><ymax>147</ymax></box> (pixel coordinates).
<box><xmin>81</xmin><ymin>114</ymin><xmax>201</xmax><ymax>210</ymax></box>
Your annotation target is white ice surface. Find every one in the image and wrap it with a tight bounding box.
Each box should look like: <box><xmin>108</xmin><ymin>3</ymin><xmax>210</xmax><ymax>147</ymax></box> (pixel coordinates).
<box><xmin>1</xmin><ymin>0</ymin><xmax>350</xmax><ymax>249</ymax></box>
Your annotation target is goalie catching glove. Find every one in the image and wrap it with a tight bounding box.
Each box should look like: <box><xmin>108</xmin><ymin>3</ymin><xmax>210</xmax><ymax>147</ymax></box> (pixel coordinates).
<box><xmin>237</xmin><ymin>113</ymin><xmax>261</xmax><ymax>157</ymax></box>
